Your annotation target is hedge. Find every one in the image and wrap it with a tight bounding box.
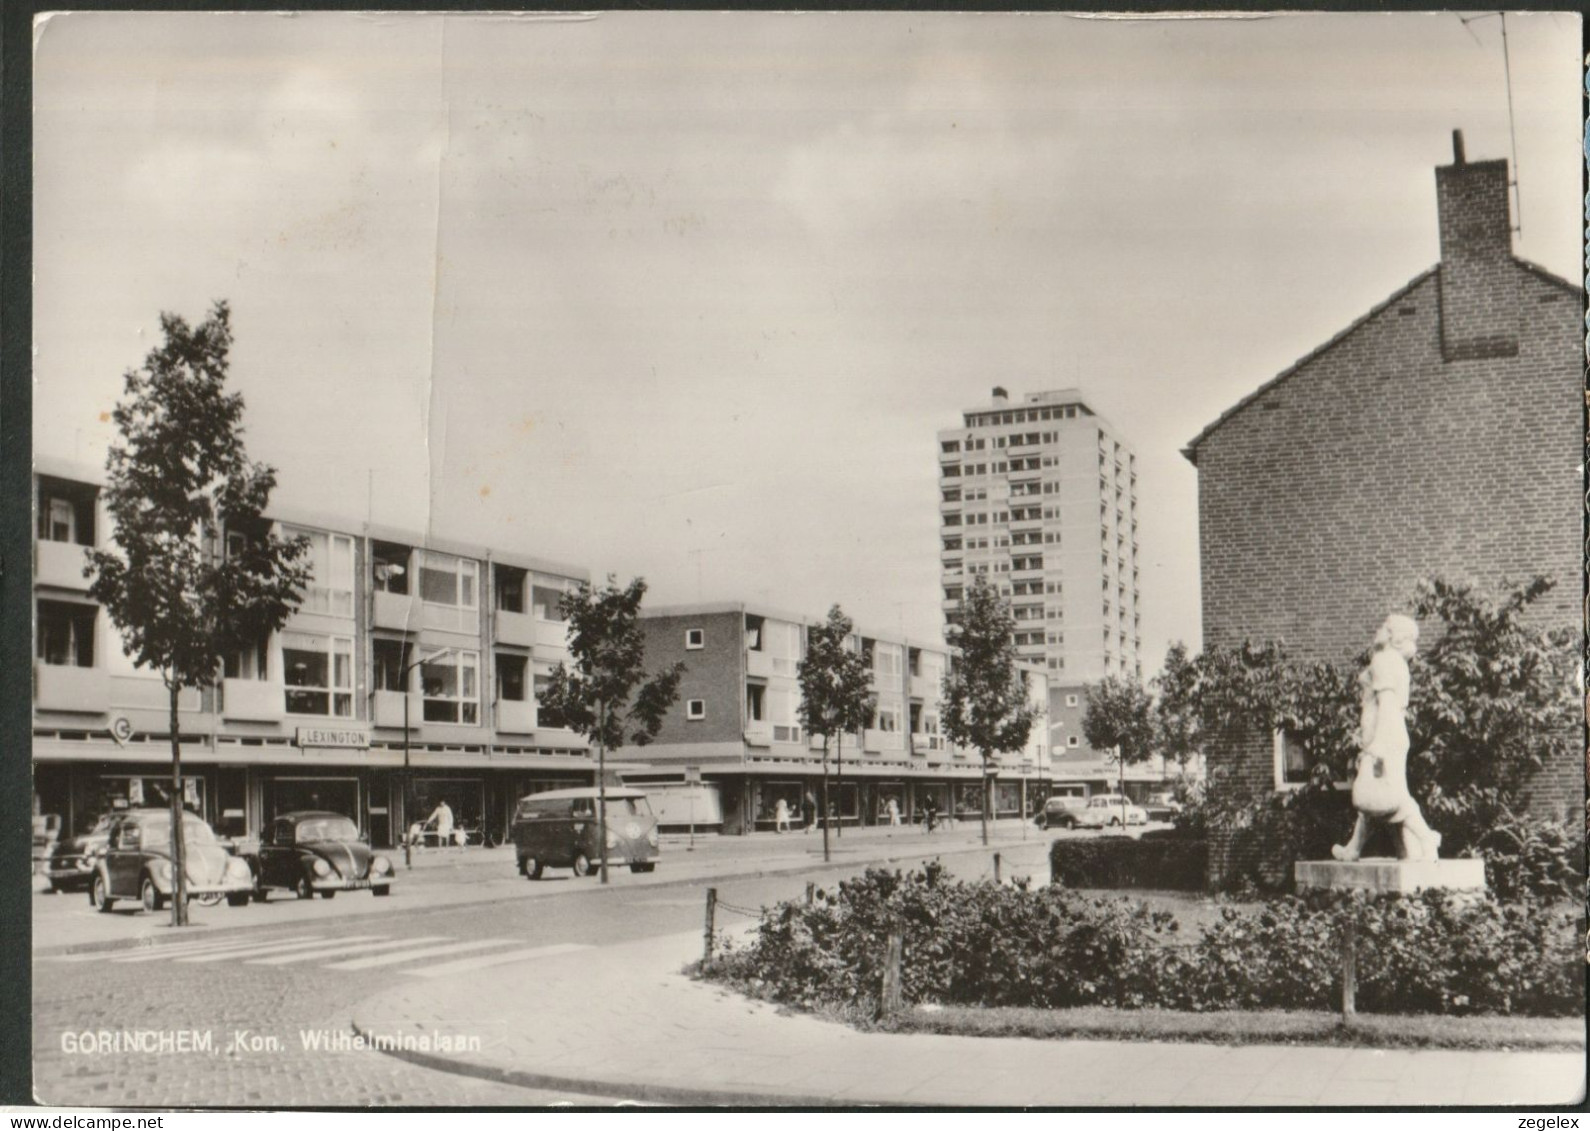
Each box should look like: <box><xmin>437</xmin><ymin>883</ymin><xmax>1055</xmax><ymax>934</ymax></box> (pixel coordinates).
<box><xmin>706</xmin><ymin>863</ymin><xmax>1583</xmax><ymax>1018</ymax></box>
<box><xmin>1049</xmin><ymin>833</ymin><xmax>1207</xmax><ymax>891</ymax></box>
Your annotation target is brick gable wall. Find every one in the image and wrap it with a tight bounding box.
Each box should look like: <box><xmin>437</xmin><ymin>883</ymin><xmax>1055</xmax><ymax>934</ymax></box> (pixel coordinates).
<box><xmin>1193</xmin><ymin>261</ymin><xmax>1582</xmax><ymax>885</ymax></box>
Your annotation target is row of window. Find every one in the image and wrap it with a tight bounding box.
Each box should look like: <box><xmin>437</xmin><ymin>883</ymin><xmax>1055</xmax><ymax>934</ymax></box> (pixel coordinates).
<box><xmin>961</xmin><ymin>402</ymin><xmax>1090</xmax><ymax>428</ymax></box>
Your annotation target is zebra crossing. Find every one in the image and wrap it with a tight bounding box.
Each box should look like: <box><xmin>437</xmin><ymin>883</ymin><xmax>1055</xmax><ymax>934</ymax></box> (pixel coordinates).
<box><xmin>46</xmin><ymin>932</ymin><xmax>591</xmax><ymax>976</ymax></box>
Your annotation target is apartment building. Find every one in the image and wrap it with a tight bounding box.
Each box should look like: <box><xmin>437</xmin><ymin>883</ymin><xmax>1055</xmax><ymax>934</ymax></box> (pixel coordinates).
<box><xmin>621</xmin><ymin>602</ymin><xmax>1051</xmax><ymax>834</ymax></box>
<box><xmin>937</xmin><ymin>388</ymin><xmax>1141</xmax><ymax>754</ymax></box>
<box><xmin>31</xmin><ymin>455</ymin><xmax>592</xmax><ymax>850</ymax></box>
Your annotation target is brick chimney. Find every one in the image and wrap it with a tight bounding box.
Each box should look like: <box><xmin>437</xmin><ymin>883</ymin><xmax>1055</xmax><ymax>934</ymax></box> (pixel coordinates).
<box><xmin>1435</xmin><ymin>129</ymin><xmax>1518</xmax><ymax>361</ymax></box>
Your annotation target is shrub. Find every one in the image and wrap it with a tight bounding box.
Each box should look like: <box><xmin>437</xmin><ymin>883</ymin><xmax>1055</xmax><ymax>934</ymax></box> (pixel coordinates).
<box><xmin>1049</xmin><ymin>835</ymin><xmax>1207</xmax><ymax>891</ymax></box>
<box><xmin>705</xmin><ymin>864</ymin><xmax>1583</xmax><ymax>1018</ymax></box>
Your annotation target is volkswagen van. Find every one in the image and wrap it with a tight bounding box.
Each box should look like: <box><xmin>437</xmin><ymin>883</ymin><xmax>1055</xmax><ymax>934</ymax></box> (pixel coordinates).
<box><xmin>511</xmin><ymin>787</ymin><xmax>658</xmax><ymax>879</ymax></box>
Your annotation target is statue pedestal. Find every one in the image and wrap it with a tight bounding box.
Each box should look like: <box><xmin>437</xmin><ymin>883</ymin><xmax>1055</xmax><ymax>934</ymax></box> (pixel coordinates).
<box><xmin>1294</xmin><ymin>858</ymin><xmax>1486</xmax><ymax>894</ymax></box>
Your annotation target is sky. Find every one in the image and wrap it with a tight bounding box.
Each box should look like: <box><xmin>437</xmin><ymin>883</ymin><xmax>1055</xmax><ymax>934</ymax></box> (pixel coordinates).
<box><xmin>31</xmin><ymin>10</ymin><xmax>1584</xmax><ymax>679</ymax></box>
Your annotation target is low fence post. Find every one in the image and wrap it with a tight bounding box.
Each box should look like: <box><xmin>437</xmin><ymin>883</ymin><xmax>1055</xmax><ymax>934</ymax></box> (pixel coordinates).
<box><xmin>878</xmin><ymin>918</ymin><xmax>904</xmax><ymax>1020</ymax></box>
<box><xmin>703</xmin><ymin>887</ymin><xmax>717</xmax><ymax>968</ymax></box>
<box><xmin>804</xmin><ymin>881</ymin><xmax>815</xmax><ymax>905</ymax></box>
<box><xmin>1340</xmin><ymin>916</ymin><xmax>1356</xmax><ymax>1025</ymax></box>
<box><xmin>993</xmin><ymin>852</ymin><xmax>1002</xmax><ymax>884</ymax></box>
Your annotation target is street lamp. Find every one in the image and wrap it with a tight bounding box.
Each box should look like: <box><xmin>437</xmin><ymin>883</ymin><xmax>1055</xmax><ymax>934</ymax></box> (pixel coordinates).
<box><xmin>399</xmin><ymin>644</ymin><xmax>454</xmax><ymax>869</ymax></box>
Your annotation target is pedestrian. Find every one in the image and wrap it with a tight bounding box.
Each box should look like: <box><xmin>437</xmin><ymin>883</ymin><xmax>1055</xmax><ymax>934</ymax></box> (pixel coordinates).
<box><xmin>885</xmin><ymin>796</ymin><xmax>901</xmax><ymax>828</ymax></box>
<box><xmin>428</xmin><ymin>799</ymin><xmax>454</xmax><ymax>850</ymax></box>
<box><xmin>923</xmin><ymin>794</ymin><xmax>938</xmax><ymax>834</ymax></box>
<box><xmin>801</xmin><ymin>792</ymin><xmax>817</xmax><ymax>835</ymax></box>
<box><xmin>774</xmin><ymin>796</ymin><xmax>792</xmax><ymax>834</ymax></box>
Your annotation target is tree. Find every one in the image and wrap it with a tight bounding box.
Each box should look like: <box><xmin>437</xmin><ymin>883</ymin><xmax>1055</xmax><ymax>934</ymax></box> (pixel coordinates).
<box><xmin>797</xmin><ymin>605</ymin><xmax>874</xmax><ymax>864</ymax></box>
<box><xmin>940</xmin><ymin>576</ymin><xmax>1039</xmax><ymax>845</ymax></box>
<box><xmin>1159</xmin><ymin>576</ymin><xmax>1578</xmax><ymax>891</ymax></box>
<box><xmin>1082</xmin><ymin>675</ymin><xmax>1157</xmax><ymax>828</ymax></box>
<box><xmin>87</xmin><ymin>302</ymin><xmax>309</xmax><ymax>926</ymax></box>
<box><xmin>539</xmin><ymin>576</ymin><xmax>683</xmax><ymax>883</ymax></box>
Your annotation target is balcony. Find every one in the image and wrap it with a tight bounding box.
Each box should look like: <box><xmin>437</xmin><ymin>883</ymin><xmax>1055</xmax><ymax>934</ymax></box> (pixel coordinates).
<box><xmin>372</xmin><ymin>590</ymin><xmax>419</xmax><ymax>632</ymax></box>
<box><xmin>863</xmin><ymin>728</ymin><xmax>903</xmax><ymax>754</ymax></box>
<box><xmin>221</xmin><ymin>678</ymin><xmax>284</xmax><ymax>723</ymax></box>
<box><xmin>745</xmin><ymin>650</ymin><xmax>775</xmax><ymax>679</ymax></box>
<box><xmin>771</xmin><ymin>723</ymin><xmax>803</xmax><ymax>745</ymax></box>
<box><xmin>422</xmin><ymin>603</ymin><xmax>477</xmax><ymax>635</ymax></box>
<box><xmin>532</xmin><ymin>619</ymin><xmax>570</xmax><ymax>657</ymax></box>
<box><xmin>34</xmin><ymin>663</ymin><xmax>111</xmax><ymax>714</ymax></box>
<box><xmin>372</xmin><ymin>690</ymin><xmax>421</xmax><ymax>729</ymax></box>
<box><xmin>496</xmin><ymin>698</ymin><xmax>535</xmax><ymax>735</ymax></box>
<box><xmin>494</xmin><ymin>608</ymin><xmax>535</xmax><ymax>648</ymax></box>
<box><xmin>743</xmin><ymin>720</ymin><xmax>772</xmax><ymax>747</ymax></box>
<box><xmin>35</xmin><ymin>540</ymin><xmax>93</xmax><ymax>591</ymax></box>
<box><xmin>909</xmin><ymin>675</ymin><xmax>937</xmax><ymax>700</ymax></box>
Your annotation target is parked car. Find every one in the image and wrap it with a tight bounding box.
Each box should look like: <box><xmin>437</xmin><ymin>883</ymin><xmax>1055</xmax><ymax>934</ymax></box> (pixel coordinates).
<box><xmin>90</xmin><ymin>809</ymin><xmax>255</xmax><ymax>912</ymax></box>
<box><xmin>246</xmin><ymin>811</ymin><xmax>394</xmax><ymax>900</ymax></box>
<box><xmin>1073</xmin><ymin>794</ymin><xmax>1149</xmax><ymax>829</ymax></box>
<box><xmin>1036</xmin><ymin>796</ymin><xmax>1087</xmax><ymax>829</ymax></box>
<box><xmin>40</xmin><ymin>811</ymin><xmax>126</xmax><ymax>892</ymax></box>
<box><xmin>1140</xmin><ymin>793</ymin><xmax>1183</xmax><ymax>823</ymax></box>
<box><xmin>511</xmin><ymin>787</ymin><xmax>658</xmax><ymax>879</ymax></box>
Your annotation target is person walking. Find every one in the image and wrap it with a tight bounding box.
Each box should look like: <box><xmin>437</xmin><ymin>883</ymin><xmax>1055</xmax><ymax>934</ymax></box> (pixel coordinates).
<box><xmin>774</xmin><ymin>797</ymin><xmax>792</xmax><ymax>834</ymax></box>
<box><xmin>885</xmin><ymin>796</ymin><xmax>901</xmax><ymax>828</ymax></box>
<box><xmin>428</xmin><ymin>799</ymin><xmax>454</xmax><ymax>850</ymax></box>
<box><xmin>923</xmin><ymin>794</ymin><xmax>938</xmax><ymax>834</ymax></box>
<box><xmin>801</xmin><ymin>792</ymin><xmax>817</xmax><ymax>835</ymax></box>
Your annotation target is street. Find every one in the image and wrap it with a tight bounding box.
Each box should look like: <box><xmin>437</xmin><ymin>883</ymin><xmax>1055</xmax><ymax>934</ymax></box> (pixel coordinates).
<box><xmin>32</xmin><ymin>823</ymin><xmax>1057</xmax><ymax>1107</ymax></box>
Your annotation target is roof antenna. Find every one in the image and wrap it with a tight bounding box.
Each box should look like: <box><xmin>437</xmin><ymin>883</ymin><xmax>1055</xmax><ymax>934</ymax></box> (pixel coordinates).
<box><xmin>1457</xmin><ymin>11</ymin><xmax>1523</xmax><ymax>236</ymax></box>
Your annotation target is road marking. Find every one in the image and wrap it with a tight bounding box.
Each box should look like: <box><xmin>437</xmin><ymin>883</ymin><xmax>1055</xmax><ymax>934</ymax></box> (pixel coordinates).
<box><xmin>177</xmin><ymin>935</ymin><xmax>385</xmax><ymax>963</ymax></box>
<box><xmin>246</xmin><ymin>936</ymin><xmax>451</xmax><ymax>966</ymax></box>
<box><xmin>404</xmin><ymin>942</ymin><xmax>591</xmax><ymax>978</ymax></box>
<box><xmin>97</xmin><ymin>935</ymin><xmax>329</xmax><ymax>964</ymax></box>
<box><xmin>324</xmin><ymin>939</ymin><xmax>516</xmax><ymax>971</ymax></box>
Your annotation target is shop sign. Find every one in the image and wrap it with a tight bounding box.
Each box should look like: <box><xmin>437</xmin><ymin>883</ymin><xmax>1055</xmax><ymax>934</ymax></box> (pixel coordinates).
<box><xmin>294</xmin><ymin>726</ymin><xmax>370</xmax><ymax>751</ymax></box>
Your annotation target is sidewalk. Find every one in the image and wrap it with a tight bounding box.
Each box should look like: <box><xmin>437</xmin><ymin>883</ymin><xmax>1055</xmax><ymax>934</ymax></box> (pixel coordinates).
<box><xmin>351</xmin><ymin>928</ymin><xmax>1587</xmax><ymax>1108</ymax></box>
<box><xmin>32</xmin><ymin>820</ymin><xmax>1054</xmax><ymax>955</ymax></box>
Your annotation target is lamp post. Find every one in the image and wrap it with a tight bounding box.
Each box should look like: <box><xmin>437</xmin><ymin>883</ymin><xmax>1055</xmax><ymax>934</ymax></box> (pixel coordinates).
<box><xmin>400</xmin><ymin>644</ymin><xmax>454</xmax><ymax>869</ymax></box>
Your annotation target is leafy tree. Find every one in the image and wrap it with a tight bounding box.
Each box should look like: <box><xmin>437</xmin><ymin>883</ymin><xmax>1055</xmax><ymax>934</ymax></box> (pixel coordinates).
<box><xmin>940</xmin><ymin>576</ymin><xmax>1039</xmax><ymax>845</ymax></box>
<box><xmin>1164</xmin><ymin>576</ymin><xmax>1578</xmax><ymax>893</ymax></box>
<box><xmin>797</xmin><ymin>605</ymin><xmax>874</xmax><ymax>863</ymax></box>
<box><xmin>87</xmin><ymin>302</ymin><xmax>309</xmax><ymax>926</ymax></box>
<box><xmin>1082</xmin><ymin>675</ymin><xmax>1156</xmax><ymax>826</ymax></box>
<box><xmin>539</xmin><ymin>576</ymin><xmax>683</xmax><ymax>883</ymax></box>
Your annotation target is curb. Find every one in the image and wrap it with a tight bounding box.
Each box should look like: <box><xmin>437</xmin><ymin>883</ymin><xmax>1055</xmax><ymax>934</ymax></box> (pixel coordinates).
<box><xmin>345</xmin><ymin>1018</ymin><xmax>917</xmax><ymax>1109</ymax></box>
<box><xmin>33</xmin><ymin>836</ymin><xmax>1045</xmax><ymax>959</ymax></box>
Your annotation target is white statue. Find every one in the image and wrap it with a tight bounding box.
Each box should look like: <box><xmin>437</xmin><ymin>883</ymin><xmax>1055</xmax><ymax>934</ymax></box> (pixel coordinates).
<box><xmin>1331</xmin><ymin>614</ymin><xmax>1442</xmax><ymax>863</ymax></box>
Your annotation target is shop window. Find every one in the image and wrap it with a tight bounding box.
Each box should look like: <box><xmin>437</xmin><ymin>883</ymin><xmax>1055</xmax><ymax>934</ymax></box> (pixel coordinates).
<box><xmin>420</xmin><ymin>552</ymin><xmax>478</xmax><ymax>610</ymax></box>
<box><xmin>686</xmin><ymin>699</ymin><xmax>706</xmax><ymax>720</ymax></box>
<box><xmin>497</xmin><ymin>653</ymin><xmax>528</xmax><ymax>703</ymax></box>
<box><xmin>36</xmin><ymin>600</ymin><xmax>95</xmax><ymax>667</ymax></box>
<box><xmin>422</xmin><ymin>650</ymin><xmax>480</xmax><ymax>724</ymax></box>
<box><xmin>282</xmin><ymin>631</ymin><xmax>353</xmax><ymax>717</ymax></box>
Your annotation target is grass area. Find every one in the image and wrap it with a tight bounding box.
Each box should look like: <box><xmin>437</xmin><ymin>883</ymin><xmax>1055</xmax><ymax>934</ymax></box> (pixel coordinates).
<box><xmin>885</xmin><ymin>1003</ymin><xmax>1586</xmax><ymax>1051</ymax></box>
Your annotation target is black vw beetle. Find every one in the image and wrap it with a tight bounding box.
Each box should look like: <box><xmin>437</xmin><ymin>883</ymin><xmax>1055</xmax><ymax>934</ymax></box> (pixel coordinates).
<box><xmin>246</xmin><ymin>811</ymin><xmax>394</xmax><ymax>901</ymax></box>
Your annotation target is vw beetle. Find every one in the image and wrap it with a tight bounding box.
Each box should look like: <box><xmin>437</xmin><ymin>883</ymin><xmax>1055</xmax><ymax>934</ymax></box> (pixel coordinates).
<box><xmin>247</xmin><ymin>811</ymin><xmax>394</xmax><ymax>900</ymax></box>
<box><xmin>90</xmin><ymin>808</ymin><xmax>254</xmax><ymax>912</ymax></box>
